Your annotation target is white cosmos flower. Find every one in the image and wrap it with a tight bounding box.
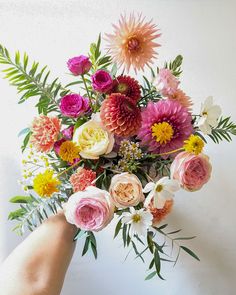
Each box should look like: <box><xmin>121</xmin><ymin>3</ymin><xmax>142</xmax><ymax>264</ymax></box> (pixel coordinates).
<box><xmin>197</xmin><ymin>96</ymin><xmax>222</xmax><ymax>135</ymax></box>
<box><xmin>143</xmin><ymin>177</ymin><xmax>180</xmax><ymax>209</ymax></box>
<box><xmin>121</xmin><ymin>208</ymin><xmax>153</xmax><ymax>237</ymax></box>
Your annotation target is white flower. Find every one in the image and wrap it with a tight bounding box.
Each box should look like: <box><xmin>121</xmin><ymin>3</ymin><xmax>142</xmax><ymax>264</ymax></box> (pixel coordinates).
<box><xmin>121</xmin><ymin>208</ymin><xmax>153</xmax><ymax>237</ymax></box>
<box><xmin>197</xmin><ymin>96</ymin><xmax>222</xmax><ymax>134</ymax></box>
<box><xmin>143</xmin><ymin>177</ymin><xmax>180</xmax><ymax>209</ymax></box>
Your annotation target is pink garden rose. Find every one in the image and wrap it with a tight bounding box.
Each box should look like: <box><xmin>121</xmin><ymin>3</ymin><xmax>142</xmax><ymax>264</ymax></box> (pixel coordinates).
<box><xmin>63</xmin><ymin>186</ymin><xmax>114</xmax><ymax>231</ymax></box>
<box><xmin>170</xmin><ymin>151</ymin><xmax>212</xmax><ymax>191</ymax></box>
<box><xmin>91</xmin><ymin>70</ymin><xmax>113</xmax><ymax>93</ymax></box>
<box><xmin>67</xmin><ymin>55</ymin><xmax>92</xmax><ymax>75</ymax></box>
<box><xmin>59</xmin><ymin>94</ymin><xmax>89</xmax><ymax>118</ymax></box>
<box><xmin>155</xmin><ymin>68</ymin><xmax>179</xmax><ymax>97</ymax></box>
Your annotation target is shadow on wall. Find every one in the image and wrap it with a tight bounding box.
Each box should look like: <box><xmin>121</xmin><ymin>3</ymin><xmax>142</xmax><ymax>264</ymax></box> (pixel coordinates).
<box><xmin>0</xmin><ymin>156</ymin><xmax>25</xmax><ymax>261</ymax></box>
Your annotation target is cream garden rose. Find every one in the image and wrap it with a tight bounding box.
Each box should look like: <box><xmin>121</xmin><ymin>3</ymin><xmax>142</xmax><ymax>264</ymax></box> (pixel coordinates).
<box><xmin>109</xmin><ymin>172</ymin><xmax>144</xmax><ymax>208</ymax></box>
<box><xmin>73</xmin><ymin>113</ymin><xmax>114</xmax><ymax>159</ymax></box>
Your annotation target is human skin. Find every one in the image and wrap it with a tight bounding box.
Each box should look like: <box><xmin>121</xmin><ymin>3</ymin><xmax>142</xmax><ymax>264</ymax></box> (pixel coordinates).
<box><xmin>0</xmin><ymin>212</ymin><xmax>77</xmax><ymax>295</ymax></box>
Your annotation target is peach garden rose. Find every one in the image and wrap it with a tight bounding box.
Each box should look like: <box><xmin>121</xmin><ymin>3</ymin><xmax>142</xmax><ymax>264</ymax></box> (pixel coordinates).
<box><xmin>109</xmin><ymin>172</ymin><xmax>144</xmax><ymax>208</ymax></box>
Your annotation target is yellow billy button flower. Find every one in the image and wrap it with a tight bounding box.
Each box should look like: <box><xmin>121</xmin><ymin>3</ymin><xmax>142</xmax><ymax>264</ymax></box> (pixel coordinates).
<box><xmin>151</xmin><ymin>122</ymin><xmax>174</xmax><ymax>144</ymax></box>
<box><xmin>59</xmin><ymin>141</ymin><xmax>80</xmax><ymax>163</ymax></box>
<box><xmin>33</xmin><ymin>169</ymin><xmax>60</xmax><ymax>198</ymax></box>
<box><xmin>183</xmin><ymin>134</ymin><xmax>204</xmax><ymax>155</ymax></box>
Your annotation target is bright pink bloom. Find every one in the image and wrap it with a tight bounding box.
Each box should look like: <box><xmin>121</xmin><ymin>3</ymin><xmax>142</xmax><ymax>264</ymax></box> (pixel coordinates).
<box><xmin>156</xmin><ymin>68</ymin><xmax>179</xmax><ymax>97</ymax></box>
<box><xmin>31</xmin><ymin>115</ymin><xmax>61</xmax><ymax>153</ymax></box>
<box><xmin>170</xmin><ymin>151</ymin><xmax>212</xmax><ymax>191</ymax></box>
<box><xmin>67</xmin><ymin>55</ymin><xmax>92</xmax><ymax>75</ymax></box>
<box><xmin>59</xmin><ymin>94</ymin><xmax>89</xmax><ymax>118</ymax></box>
<box><xmin>62</xmin><ymin>126</ymin><xmax>74</xmax><ymax>140</ymax></box>
<box><xmin>91</xmin><ymin>70</ymin><xmax>113</xmax><ymax>93</ymax></box>
<box><xmin>168</xmin><ymin>89</ymin><xmax>193</xmax><ymax>110</ymax></box>
<box><xmin>64</xmin><ymin>186</ymin><xmax>114</xmax><ymax>231</ymax></box>
<box><xmin>70</xmin><ymin>167</ymin><xmax>96</xmax><ymax>192</ymax></box>
<box><xmin>54</xmin><ymin>138</ymin><xmax>66</xmax><ymax>154</ymax></box>
<box><xmin>137</xmin><ymin>100</ymin><xmax>193</xmax><ymax>156</ymax></box>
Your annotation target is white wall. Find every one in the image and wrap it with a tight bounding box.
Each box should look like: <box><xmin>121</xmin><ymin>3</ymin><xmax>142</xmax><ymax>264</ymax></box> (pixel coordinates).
<box><xmin>0</xmin><ymin>1</ymin><xmax>236</xmax><ymax>294</ymax></box>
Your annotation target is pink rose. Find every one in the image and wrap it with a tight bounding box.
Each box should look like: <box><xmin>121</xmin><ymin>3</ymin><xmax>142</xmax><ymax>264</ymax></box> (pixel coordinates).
<box><xmin>59</xmin><ymin>94</ymin><xmax>89</xmax><ymax>118</ymax></box>
<box><xmin>91</xmin><ymin>70</ymin><xmax>113</xmax><ymax>93</ymax></box>
<box><xmin>155</xmin><ymin>68</ymin><xmax>179</xmax><ymax>97</ymax></box>
<box><xmin>63</xmin><ymin>186</ymin><xmax>114</xmax><ymax>231</ymax></box>
<box><xmin>67</xmin><ymin>55</ymin><xmax>92</xmax><ymax>76</ymax></box>
<box><xmin>170</xmin><ymin>151</ymin><xmax>212</xmax><ymax>191</ymax></box>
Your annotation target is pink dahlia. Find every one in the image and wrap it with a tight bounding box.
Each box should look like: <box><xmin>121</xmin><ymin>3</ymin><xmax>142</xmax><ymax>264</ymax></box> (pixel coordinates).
<box><xmin>106</xmin><ymin>13</ymin><xmax>161</xmax><ymax>72</ymax></box>
<box><xmin>31</xmin><ymin>115</ymin><xmax>61</xmax><ymax>153</ymax></box>
<box><xmin>100</xmin><ymin>93</ymin><xmax>142</xmax><ymax>137</ymax></box>
<box><xmin>70</xmin><ymin>167</ymin><xmax>96</xmax><ymax>192</ymax></box>
<box><xmin>110</xmin><ymin>75</ymin><xmax>141</xmax><ymax>102</ymax></box>
<box><xmin>155</xmin><ymin>68</ymin><xmax>179</xmax><ymax>97</ymax></box>
<box><xmin>137</xmin><ymin>100</ymin><xmax>193</xmax><ymax>155</ymax></box>
<box><xmin>168</xmin><ymin>89</ymin><xmax>193</xmax><ymax>110</ymax></box>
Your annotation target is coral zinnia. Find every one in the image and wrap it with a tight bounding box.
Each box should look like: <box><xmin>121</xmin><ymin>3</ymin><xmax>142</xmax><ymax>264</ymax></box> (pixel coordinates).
<box><xmin>70</xmin><ymin>167</ymin><xmax>96</xmax><ymax>192</ymax></box>
<box><xmin>106</xmin><ymin>13</ymin><xmax>161</xmax><ymax>72</ymax></box>
<box><xmin>147</xmin><ymin>199</ymin><xmax>173</xmax><ymax>226</ymax></box>
<box><xmin>100</xmin><ymin>93</ymin><xmax>142</xmax><ymax>137</ymax></box>
<box><xmin>33</xmin><ymin>169</ymin><xmax>60</xmax><ymax>198</ymax></box>
<box><xmin>31</xmin><ymin>115</ymin><xmax>61</xmax><ymax>153</ymax></box>
<box><xmin>137</xmin><ymin>100</ymin><xmax>193</xmax><ymax>155</ymax></box>
<box><xmin>110</xmin><ymin>75</ymin><xmax>141</xmax><ymax>102</ymax></box>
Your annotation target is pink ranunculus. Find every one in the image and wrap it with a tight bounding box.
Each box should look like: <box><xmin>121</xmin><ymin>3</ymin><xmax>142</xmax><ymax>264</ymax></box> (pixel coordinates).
<box><xmin>63</xmin><ymin>186</ymin><xmax>114</xmax><ymax>231</ymax></box>
<box><xmin>155</xmin><ymin>68</ymin><xmax>179</xmax><ymax>97</ymax></box>
<box><xmin>59</xmin><ymin>94</ymin><xmax>89</xmax><ymax>118</ymax></box>
<box><xmin>61</xmin><ymin>126</ymin><xmax>74</xmax><ymax>140</ymax></box>
<box><xmin>91</xmin><ymin>70</ymin><xmax>113</xmax><ymax>93</ymax></box>
<box><xmin>67</xmin><ymin>55</ymin><xmax>92</xmax><ymax>76</ymax></box>
<box><xmin>170</xmin><ymin>151</ymin><xmax>212</xmax><ymax>191</ymax></box>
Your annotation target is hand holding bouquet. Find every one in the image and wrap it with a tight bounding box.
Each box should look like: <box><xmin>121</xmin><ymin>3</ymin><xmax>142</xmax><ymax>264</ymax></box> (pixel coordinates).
<box><xmin>1</xmin><ymin>13</ymin><xmax>235</xmax><ymax>280</ymax></box>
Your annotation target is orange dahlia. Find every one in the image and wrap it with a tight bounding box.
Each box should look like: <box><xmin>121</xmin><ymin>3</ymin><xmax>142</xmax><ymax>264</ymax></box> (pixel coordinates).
<box><xmin>106</xmin><ymin>13</ymin><xmax>161</xmax><ymax>72</ymax></box>
<box><xmin>100</xmin><ymin>93</ymin><xmax>142</xmax><ymax>137</ymax></box>
<box><xmin>31</xmin><ymin>115</ymin><xmax>61</xmax><ymax>153</ymax></box>
<box><xmin>110</xmin><ymin>75</ymin><xmax>141</xmax><ymax>102</ymax></box>
<box><xmin>147</xmin><ymin>199</ymin><xmax>173</xmax><ymax>226</ymax></box>
<box><xmin>168</xmin><ymin>89</ymin><xmax>193</xmax><ymax>111</ymax></box>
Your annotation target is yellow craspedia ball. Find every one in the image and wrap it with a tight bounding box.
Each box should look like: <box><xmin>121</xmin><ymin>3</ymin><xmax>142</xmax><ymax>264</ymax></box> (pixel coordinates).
<box><xmin>33</xmin><ymin>169</ymin><xmax>60</xmax><ymax>198</ymax></box>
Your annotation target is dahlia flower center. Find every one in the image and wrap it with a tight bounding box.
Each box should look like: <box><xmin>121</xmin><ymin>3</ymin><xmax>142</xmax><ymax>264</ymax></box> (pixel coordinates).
<box><xmin>117</xmin><ymin>83</ymin><xmax>128</xmax><ymax>94</ymax></box>
<box><xmin>127</xmin><ymin>37</ymin><xmax>140</xmax><ymax>52</ymax></box>
<box><xmin>151</xmin><ymin>122</ymin><xmax>174</xmax><ymax>144</ymax></box>
<box><xmin>132</xmin><ymin>213</ymin><xmax>141</xmax><ymax>223</ymax></box>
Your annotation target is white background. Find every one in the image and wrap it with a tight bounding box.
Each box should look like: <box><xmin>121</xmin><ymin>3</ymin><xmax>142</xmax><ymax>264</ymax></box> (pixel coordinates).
<box><xmin>0</xmin><ymin>1</ymin><xmax>236</xmax><ymax>294</ymax></box>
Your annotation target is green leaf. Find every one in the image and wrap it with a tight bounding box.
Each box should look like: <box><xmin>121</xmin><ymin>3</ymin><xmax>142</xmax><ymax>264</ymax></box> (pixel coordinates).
<box><xmin>180</xmin><ymin>246</ymin><xmax>200</xmax><ymax>261</ymax></box>
<box><xmin>145</xmin><ymin>271</ymin><xmax>157</xmax><ymax>280</ymax></box>
<box><xmin>114</xmin><ymin>219</ymin><xmax>122</xmax><ymax>239</ymax></box>
<box><xmin>154</xmin><ymin>249</ymin><xmax>161</xmax><ymax>273</ymax></box>
<box><xmin>73</xmin><ymin>228</ymin><xmax>82</xmax><ymax>241</ymax></box>
<box><xmin>173</xmin><ymin>236</ymin><xmax>196</xmax><ymax>241</ymax></box>
<box><xmin>82</xmin><ymin>236</ymin><xmax>90</xmax><ymax>256</ymax></box>
<box><xmin>9</xmin><ymin>195</ymin><xmax>33</xmax><ymax>204</ymax></box>
<box><xmin>8</xmin><ymin>208</ymin><xmax>26</xmax><ymax>220</ymax></box>
<box><xmin>18</xmin><ymin>127</ymin><xmax>30</xmax><ymax>137</ymax></box>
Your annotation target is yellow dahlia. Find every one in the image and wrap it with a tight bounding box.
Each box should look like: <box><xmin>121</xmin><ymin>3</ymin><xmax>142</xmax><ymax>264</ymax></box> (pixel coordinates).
<box><xmin>59</xmin><ymin>140</ymin><xmax>80</xmax><ymax>163</ymax></box>
<box><xmin>33</xmin><ymin>169</ymin><xmax>60</xmax><ymax>198</ymax></box>
<box><xmin>183</xmin><ymin>134</ymin><xmax>204</xmax><ymax>155</ymax></box>
<box><xmin>106</xmin><ymin>13</ymin><xmax>161</xmax><ymax>72</ymax></box>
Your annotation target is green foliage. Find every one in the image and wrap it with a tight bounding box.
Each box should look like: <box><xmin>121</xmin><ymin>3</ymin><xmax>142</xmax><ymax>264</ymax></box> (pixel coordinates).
<box><xmin>10</xmin><ymin>195</ymin><xmax>64</xmax><ymax>235</ymax></box>
<box><xmin>81</xmin><ymin>231</ymin><xmax>98</xmax><ymax>259</ymax></box>
<box><xmin>0</xmin><ymin>44</ymin><xmax>65</xmax><ymax>115</ymax></box>
<box><xmin>165</xmin><ymin>55</ymin><xmax>183</xmax><ymax>77</ymax></box>
<box><xmin>208</xmin><ymin>116</ymin><xmax>236</xmax><ymax>143</ymax></box>
<box><xmin>139</xmin><ymin>74</ymin><xmax>161</xmax><ymax>107</ymax></box>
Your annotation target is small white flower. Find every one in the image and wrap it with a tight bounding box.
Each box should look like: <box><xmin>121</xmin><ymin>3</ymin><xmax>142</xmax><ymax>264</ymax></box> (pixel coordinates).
<box><xmin>143</xmin><ymin>177</ymin><xmax>180</xmax><ymax>209</ymax></box>
<box><xmin>197</xmin><ymin>96</ymin><xmax>222</xmax><ymax>134</ymax></box>
<box><xmin>121</xmin><ymin>208</ymin><xmax>153</xmax><ymax>237</ymax></box>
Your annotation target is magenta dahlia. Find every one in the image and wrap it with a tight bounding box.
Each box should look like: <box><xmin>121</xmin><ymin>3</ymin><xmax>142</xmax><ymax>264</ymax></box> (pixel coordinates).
<box><xmin>100</xmin><ymin>93</ymin><xmax>142</xmax><ymax>137</ymax></box>
<box><xmin>137</xmin><ymin>100</ymin><xmax>193</xmax><ymax>155</ymax></box>
<box><xmin>110</xmin><ymin>75</ymin><xmax>141</xmax><ymax>102</ymax></box>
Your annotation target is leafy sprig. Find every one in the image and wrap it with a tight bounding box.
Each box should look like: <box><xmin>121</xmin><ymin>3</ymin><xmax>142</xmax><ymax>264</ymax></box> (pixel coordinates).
<box><xmin>208</xmin><ymin>116</ymin><xmax>236</xmax><ymax>143</ymax></box>
<box><xmin>165</xmin><ymin>55</ymin><xmax>183</xmax><ymax>77</ymax></box>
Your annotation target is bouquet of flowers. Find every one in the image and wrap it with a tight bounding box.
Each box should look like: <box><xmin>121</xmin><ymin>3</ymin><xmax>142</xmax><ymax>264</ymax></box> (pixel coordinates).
<box><xmin>1</xmin><ymin>13</ymin><xmax>236</xmax><ymax>280</ymax></box>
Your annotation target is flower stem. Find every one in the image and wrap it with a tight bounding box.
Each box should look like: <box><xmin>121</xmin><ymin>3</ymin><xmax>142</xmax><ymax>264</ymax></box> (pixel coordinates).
<box><xmin>81</xmin><ymin>75</ymin><xmax>92</xmax><ymax>105</ymax></box>
<box><xmin>147</xmin><ymin>147</ymin><xmax>184</xmax><ymax>158</ymax></box>
<box><xmin>57</xmin><ymin>161</ymin><xmax>81</xmax><ymax>177</ymax></box>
